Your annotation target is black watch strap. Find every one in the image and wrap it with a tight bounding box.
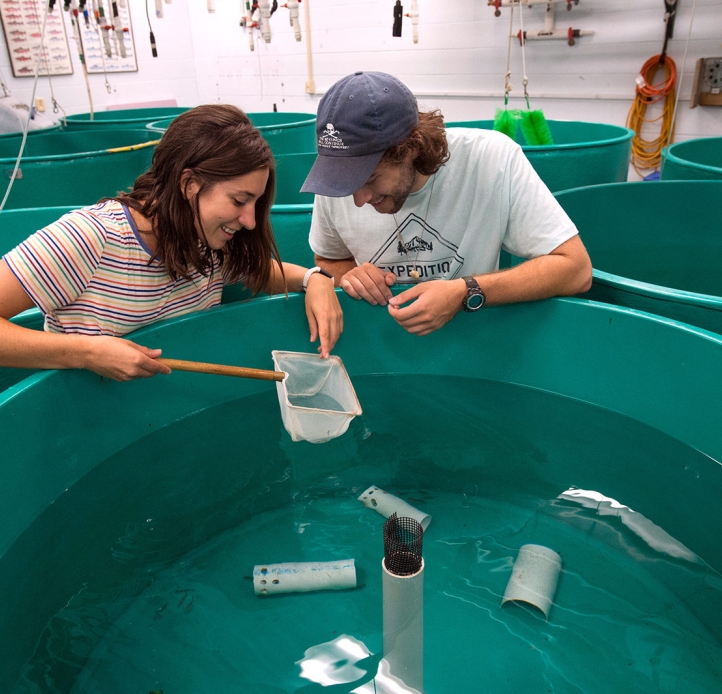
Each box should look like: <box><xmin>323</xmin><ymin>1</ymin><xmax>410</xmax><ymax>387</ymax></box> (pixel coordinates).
<box><xmin>462</xmin><ymin>276</ymin><xmax>486</xmax><ymax>312</ymax></box>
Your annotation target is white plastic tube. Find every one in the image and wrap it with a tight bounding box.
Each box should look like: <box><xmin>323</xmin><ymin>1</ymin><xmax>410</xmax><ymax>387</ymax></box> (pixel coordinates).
<box><xmin>409</xmin><ymin>0</ymin><xmax>419</xmax><ymax>43</ymax></box>
<box><xmin>207</xmin><ymin>0</ymin><xmax>215</xmax><ymax>13</ymax></box>
<box><xmin>253</xmin><ymin>559</ymin><xmax>356</xmax><ymax>596</ymax></box>
<box><xmin>287</xmin><ymin>0</ymin><xmax>301</xmax><ymax>41</ymax></box>
<box><xmin>518</xmin><ymin>28</ymin><xmax>594</xmax><ymax>40</ymax></box>
<box><xmin>358</xmin><ymin>486</ymin><xmax>431</xmax><ymax>531</ymax></box>
<box><xmin>259</xmin><ymin>0</ymin><xmax>271</xmax><ymax>43</ymax></box>
<box><xmin>382</xmin><ymin>557</ymin><xmax>424</xmax><ymax>692</ymax></box>
<box><xmin>501</xmin><ymin>544</ymin><xmax>561</xmax><ymax>619</ymax></box>
<box><xmin>154</xmin><ymin>0</ymin><xmax>163</xmax><ymax>19</ymax></box>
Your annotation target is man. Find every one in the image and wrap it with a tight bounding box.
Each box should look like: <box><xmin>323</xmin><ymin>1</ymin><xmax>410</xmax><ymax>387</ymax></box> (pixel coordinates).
<box><xmin>301</xmin><ymin>71</ymin><xmax>592</xmax><ymax>336</ymax></box>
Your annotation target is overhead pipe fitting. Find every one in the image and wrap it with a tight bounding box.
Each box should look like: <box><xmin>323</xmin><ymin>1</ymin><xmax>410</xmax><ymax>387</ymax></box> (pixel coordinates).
<box><xmin>259</xmin><ymin>0</ymin><xmax>272</xmax><ymax>43</ymax></box>
<box><xmin>511</xmin><ymin>1</ymin><xmax>592</xmax><ymax>45</ymax></box>
<box><xmin>407</xmin><ymin>0</ymin><xmax>419</xmax><ymax>43</ymax></box>
<box><xmin>287</xmin><ymin>0</ymin><xmax>301</xmax><ymax>41</ymax></box>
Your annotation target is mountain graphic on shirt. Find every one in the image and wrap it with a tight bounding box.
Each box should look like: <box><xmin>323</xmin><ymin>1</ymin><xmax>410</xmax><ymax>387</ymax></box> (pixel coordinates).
<box><xmin>397</xmin><ymin>236</ymin><xmax>433</xmax><ymax>255</ymax></box>
<box><xmin>370</xmin><ymin>212</ymin><xmax>465</xmax><ymax>282</ymax></box>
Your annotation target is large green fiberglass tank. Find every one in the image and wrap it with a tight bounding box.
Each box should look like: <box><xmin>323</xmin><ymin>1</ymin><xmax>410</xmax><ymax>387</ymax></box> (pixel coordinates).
<box><xmin>0</xmin><ymin>294</ymin><xmax>721</xmax><ymax>691</ymax></box>
<box><xmin>446</xmin><ymin>119</ymin><xmax>633</xmax><ymax>193</ymax></box>
<box><xmin>0</xmin><ymin>129</ymin><xmax>158</xmax><ymax>209</ymax></box>
<box><xmin>661</xmin><ymin>136</ymin><xmax>722</xmax><ymax>181</ymax></box>
<box><xmin>63</xmin><ymin>107</ymin><xmax>191</xmax><ymax>130</ymax></box>
<box><xmin>556</xmin><ymin>180</ymin><xmax>722</xmax><ymax>334</ymax></box>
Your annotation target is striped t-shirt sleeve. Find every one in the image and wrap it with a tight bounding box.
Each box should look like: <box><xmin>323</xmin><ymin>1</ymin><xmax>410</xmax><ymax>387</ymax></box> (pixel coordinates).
<box><xmin>4</xmin><ymin>210</ymin><xmax>106</xmax><ymax>315</ymax></box>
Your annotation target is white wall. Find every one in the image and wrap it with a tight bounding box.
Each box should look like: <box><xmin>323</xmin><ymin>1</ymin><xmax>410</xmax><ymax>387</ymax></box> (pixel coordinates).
<box><xmin>1</xmin><ymin>0</ymin><xmax>720</xmax><ymax>162</ymax></box>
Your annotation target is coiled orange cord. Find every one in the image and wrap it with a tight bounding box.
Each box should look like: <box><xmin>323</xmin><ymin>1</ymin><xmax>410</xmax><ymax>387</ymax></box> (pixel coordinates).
<box><xmin>627</xmin><ymin>54</ymin><xmax>677</xmax><ymax>176</ymax></box>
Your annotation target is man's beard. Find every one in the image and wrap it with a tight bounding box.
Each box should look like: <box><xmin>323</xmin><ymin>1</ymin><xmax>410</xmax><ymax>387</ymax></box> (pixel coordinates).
<box><xmin>385</xmin><ymin>160</ymin><xmax>417</xmax><ymax>214</ymax></box>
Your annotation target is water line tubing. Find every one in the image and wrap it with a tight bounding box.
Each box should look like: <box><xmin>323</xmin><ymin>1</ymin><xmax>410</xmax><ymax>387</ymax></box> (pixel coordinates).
<box><xmin>0</xmin><ymin>0</ymin><xmax>51</xmax><ymax>212</ymax></box>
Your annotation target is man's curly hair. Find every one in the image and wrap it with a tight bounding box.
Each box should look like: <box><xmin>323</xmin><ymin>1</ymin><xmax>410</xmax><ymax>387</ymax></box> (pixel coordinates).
<box><xmin>381</xmin><ymin>110</ymin><xmax>449</xmax><ymax>175</ymax></box>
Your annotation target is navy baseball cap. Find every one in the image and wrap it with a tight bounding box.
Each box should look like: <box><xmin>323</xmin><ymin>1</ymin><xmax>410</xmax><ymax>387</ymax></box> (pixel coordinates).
<box><xmin>300</xmin><ymin>71</ymin><xmax>419</xmax><ymax>197</ymax></box>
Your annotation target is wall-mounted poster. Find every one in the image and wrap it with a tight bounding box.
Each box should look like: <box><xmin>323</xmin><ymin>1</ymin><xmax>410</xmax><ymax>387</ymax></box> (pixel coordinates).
<box><xmin>77</xmin><ymin>0</ymin><xmax>138</xmax><ymax>74</ymax></box>
<box><xmin>0</xmin><ymin>0</ymin><xmax>73</xmax><ymax>78</ymax></box>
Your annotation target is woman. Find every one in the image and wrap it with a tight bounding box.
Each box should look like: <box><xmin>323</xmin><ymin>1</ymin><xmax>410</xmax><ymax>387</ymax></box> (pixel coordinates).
<box><xmin>0</xmin><ymin>104</ymin><xmax>342</xmax><ymax>381</ymax></box>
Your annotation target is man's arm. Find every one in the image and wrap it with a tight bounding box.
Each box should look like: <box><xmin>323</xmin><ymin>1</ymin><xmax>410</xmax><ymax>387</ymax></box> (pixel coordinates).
<box><xmin>314</xmin><ymin>255</ymin><xmax>357</xmax><ymax>285</ymax></box>
<box><xmin>388</xmin><ymin>235</ymin><xmax>592</xmax><ymax>336</ymax></box>
<box><xmin>315</xmin><ymin>254</ymin><xmax>399</xmax><ymax>307</ymax></box>
<box><xmin>470</xmin><ymin>234</ymin><xmax>592</xmax><ymax>305</ymax></box>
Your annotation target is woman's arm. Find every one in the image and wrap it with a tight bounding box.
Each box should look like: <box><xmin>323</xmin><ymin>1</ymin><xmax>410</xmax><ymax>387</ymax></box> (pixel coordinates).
<box><xmin>263</xmin><ymin>260</ymin><xmax>343</xmax><ymax>358</ymax></box>
<box><xmin>0</xmin><ymin>262</ymin><xmax>171</xmax><ymax>380</ymax></box>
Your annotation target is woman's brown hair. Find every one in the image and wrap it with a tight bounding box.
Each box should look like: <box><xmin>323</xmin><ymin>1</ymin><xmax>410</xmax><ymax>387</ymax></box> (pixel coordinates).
<box><xmin>381</xmin><ymin>109</ymin><xmax>449</xmax><ymax>175</ymax></box>
<box><xmin>119</xmin><ymin>104</ymin><xmax>279</xmax><ymax>292</ymax></box>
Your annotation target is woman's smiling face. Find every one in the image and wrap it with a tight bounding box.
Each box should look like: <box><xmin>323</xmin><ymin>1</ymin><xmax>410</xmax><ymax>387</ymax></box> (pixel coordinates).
<box><xmin>185</xmin><ymin>168</ymin><xmax>270</xmax><ymax>250</ymax></box>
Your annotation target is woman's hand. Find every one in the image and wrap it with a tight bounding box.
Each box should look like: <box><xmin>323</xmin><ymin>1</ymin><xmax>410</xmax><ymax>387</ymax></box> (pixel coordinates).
<box><xmin>83</xmin><ymin>336</ymin><xmax>172</xmax><ymax>381</ymax></box>
<box><xmin>304</xmin><ymin>272</ymin><xmax>343</xmax><ymax>358</ymax></box>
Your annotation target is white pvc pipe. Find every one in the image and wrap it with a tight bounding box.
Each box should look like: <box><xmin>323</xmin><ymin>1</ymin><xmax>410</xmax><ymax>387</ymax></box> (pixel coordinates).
<box><xmin>409</xmin><ymin>0</ymin><xmax>419</xmax><ymax>44</ymax></box>
<box><xmin>259</xmin><ymin>0</ymin><xmax>271</xmax><ymax>43</ymax></box>
<box><xmin>495</xmin><ymin>0</ymin><xmax>572</xmax><ymax>6</ymax></box>
<box><xmin>253</xmin><ymin>559</ymin><xmax>356</xmax><ymax>596</ymax></box>
<box><xmin>246</xmin><ymin>2</ymin><xmax>256</xmax><ymax>51</ymax></box>
<box><xmin>154</xmin><ymin>0</ymin><xmax>163</xmax><ymax>19</ymax></box>
<box><xmin>303</xmin><ymin>0</ymin><xmax>315</xmax><ymax>93</ymax></box>
<box><xmin>501</xmin><ymin>544</ymin><xmax>561</xmax><ymax>619</ymax></box>
<box><xmin>517</xmin><ymin>29</ymin><xmax>594</xmax><ymax>40</ymax></box>
<box><xmin>287</xmin><ymin>0</ymin><xmax>301</xmax><ymax>41</ymax></box>
<box><xmin>207</xmin><ymin>0</ymin><xmax>215</xmax><ymax>13</ymax></box>
<box><xmin>382</xmin><ymin>557</ymin><xmax>424</xmax><ymax>692</ymax></box>
<box><xmin>358</xmin><ymin>486</ymin><xmax>431</xmax><ymax>531</ymax></box>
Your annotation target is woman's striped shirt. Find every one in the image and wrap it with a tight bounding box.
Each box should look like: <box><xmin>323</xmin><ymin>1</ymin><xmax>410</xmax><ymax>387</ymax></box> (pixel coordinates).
<box><xmin>3</xmin><ymin>200</ymin><xmax>229</xmax><ymax>336</ymax></box>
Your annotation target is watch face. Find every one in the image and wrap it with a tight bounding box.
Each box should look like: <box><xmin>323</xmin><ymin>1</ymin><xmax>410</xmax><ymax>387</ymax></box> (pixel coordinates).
<box><xmin>466</xmin><ymin>293</ymin><xmax>484</xmax><ymax>310</ymax></box>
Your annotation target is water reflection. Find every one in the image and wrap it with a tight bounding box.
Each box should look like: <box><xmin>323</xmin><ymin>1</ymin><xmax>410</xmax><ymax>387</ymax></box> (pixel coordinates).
<box><xmin>558</xmin><ymin>488</ymin><xmax>702</xmax><ymax>563</ymax></box>
<box><xmin>296</xmin><ymin>635</ymin><xmax>422</xmax><ymax>694</ymax></box>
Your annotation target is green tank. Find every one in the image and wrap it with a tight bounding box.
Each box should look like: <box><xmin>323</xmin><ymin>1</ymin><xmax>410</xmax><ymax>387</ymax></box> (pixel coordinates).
<box><xmin>0</xmin><ymin>129</ymin><xmax>158</xmax><ymax>209</ymax></box>
<box><xmin>0</xmin><ymin>295</ymin><xmax>721</xmax><ymax>691</ymax></box>
<box><xmin>147</xmin><ymin>111</ymin><xmax>317</xmax><ymax>155</ymax></box>
<box><xmin>555</xmin><ymin>180</ymin><xmax>722</xmax><ymax>334</ymax></box>
<box><xmin>446</xmin><ymin>119</ymin><xmax>633</xmax><ymax>193</ymax></box>
<box><xmin>62</xmin><ymin>107</ymin><xmax>191</xmax><ymax>130</ymax></box>
<box><xmin>662</xmin><ymin>136</ymin><xmax>722</xmax><ymax>181</ymax></box>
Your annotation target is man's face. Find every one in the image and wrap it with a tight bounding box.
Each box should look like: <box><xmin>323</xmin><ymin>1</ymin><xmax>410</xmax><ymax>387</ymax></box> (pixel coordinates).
<box><xmin>352</xmin><ymin>152</ymin><xmax>417</xmax><ymax>215</ymax></box>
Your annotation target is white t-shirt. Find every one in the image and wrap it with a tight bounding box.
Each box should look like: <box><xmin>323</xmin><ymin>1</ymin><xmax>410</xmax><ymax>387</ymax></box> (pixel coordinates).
<box><xmin>309</xmin><ymin>127</ymin><xmax>578</xmax><ymax>283</ymax></box>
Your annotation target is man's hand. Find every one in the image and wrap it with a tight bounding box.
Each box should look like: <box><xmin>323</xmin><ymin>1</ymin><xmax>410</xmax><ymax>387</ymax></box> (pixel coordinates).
<box><xmin>388</xmin><ymin>279</ymin><xmax>466</xmax><ymax>336</ymax></box>
<box><xmin>340</xmin><ymin>262</ymin><xmax>397</xmax><ymax>306</ymax></box>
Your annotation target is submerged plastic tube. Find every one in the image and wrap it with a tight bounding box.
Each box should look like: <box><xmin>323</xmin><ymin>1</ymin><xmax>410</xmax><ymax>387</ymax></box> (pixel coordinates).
<box><xmin>358</xmin><ymin>486</ymin><xmax>431</xmax><ymax>531</ymax></box>
<box><xmin>253</xmin><ymin>559</ymin><xmax>356</xmax><ymax>596</ymax></box>
<box><xmin>382</xmin><ymin>514</ymin><xmax>424</xmax><ymax>692</ymax></box>
<box><xmin>502</xmin><ymin>544</ymin><xmax>561</xmax><ymax>619</ymax></box>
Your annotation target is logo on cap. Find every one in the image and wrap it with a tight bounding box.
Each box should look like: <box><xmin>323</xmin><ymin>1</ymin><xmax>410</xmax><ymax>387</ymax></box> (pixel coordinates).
<box><xmin>318</xmin><ymin>123</ymin><xmax>349</xmax><ymax>151</ymax></box>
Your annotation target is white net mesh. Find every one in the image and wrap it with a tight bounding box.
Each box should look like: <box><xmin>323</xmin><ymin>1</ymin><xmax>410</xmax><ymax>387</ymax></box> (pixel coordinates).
<box><xmin>271</xmin><ymin>351</ymin><xmax>362</xmax><ymax>444</ymax></box>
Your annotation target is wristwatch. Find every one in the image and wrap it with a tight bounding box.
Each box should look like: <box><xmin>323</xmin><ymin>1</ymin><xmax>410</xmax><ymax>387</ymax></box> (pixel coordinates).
<box><xmin>302</xmin><ymin>266</ymin><xmax>334</xmax><ymax>292</ymax></box>
<box><xmin>461</xmin><ymin>276</ymin><xmax>486</xmax><ymax>312</ymax></box>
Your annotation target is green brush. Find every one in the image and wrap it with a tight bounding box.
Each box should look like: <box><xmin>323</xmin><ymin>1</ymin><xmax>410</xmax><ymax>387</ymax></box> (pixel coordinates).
<box><xmin>493</xmin><ymin>108</ymin><xmax>520</xmax><ymax>141</ymax></box>
<box><xmin>519</xmin><ymin>109</ymin><xmax>554</xmax><ymax>146</ymax></box>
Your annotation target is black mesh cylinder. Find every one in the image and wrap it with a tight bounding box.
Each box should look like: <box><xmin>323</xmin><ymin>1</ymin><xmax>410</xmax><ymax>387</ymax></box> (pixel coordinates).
<box><xmin>383</xmin><ymin>513</ymin><xmax>424</xmax><ymax>576</ymax></box>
